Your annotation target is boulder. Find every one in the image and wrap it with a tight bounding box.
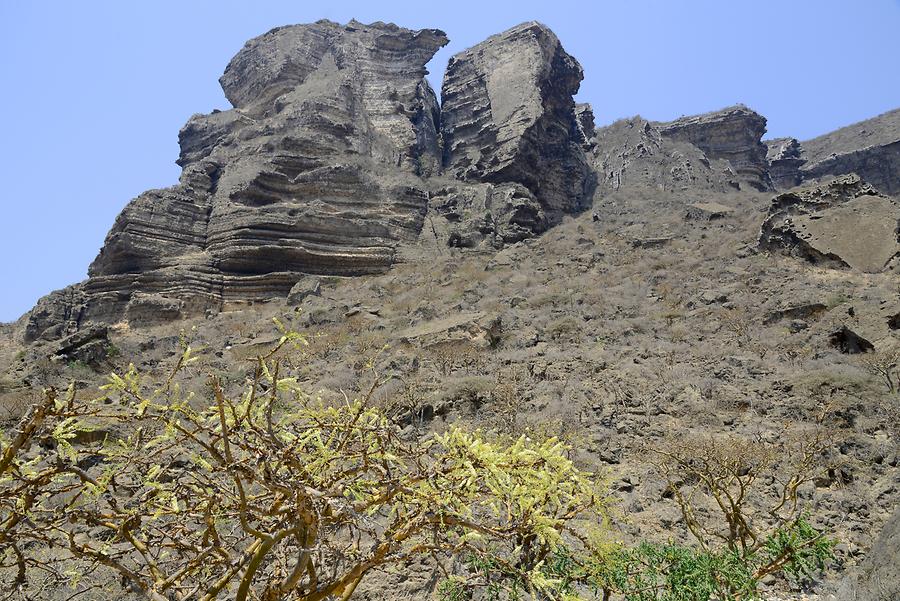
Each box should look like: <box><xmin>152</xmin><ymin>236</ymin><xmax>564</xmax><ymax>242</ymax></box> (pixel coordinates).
<box><xmin>889</xmin><ymin>312</ymin><xmax>900</xmax><ymax>331</ymax></box>
<box><xmin>398</xmin><ymin>312</ymin><xmax>501</xmax><ymax>349</ymax></box>
<box><xmin>763</xmin><ymin>302</ymin><xmax>828</xmax><ymax>325</ymax></box>
<box><xmin>286</xmin><ymin>276</ymin><xmax>322</xmax><ymax>306</ymax></box>
<box><xmin>758</xmin><ymin>174</ymin><xmax>900</xmax><ymax>272</ymax></box>
<box><xmin>684</xmin><ymin>202</ymin><xmax>734</xmax><ymax>221</ymax></box>
<box><xmin>829</xmin><ymin>326</ymin><xmax>875</xmax><ymax>354</ymax></box>
<box><xmin>51</xmin><ymin>326</ymin><xmax>111</xmax><ymax>366</ymax></box>
<box><xmin>440</xmin><ymin>22</ymin><xmax>595</xmax><ymax>227</ymax></box>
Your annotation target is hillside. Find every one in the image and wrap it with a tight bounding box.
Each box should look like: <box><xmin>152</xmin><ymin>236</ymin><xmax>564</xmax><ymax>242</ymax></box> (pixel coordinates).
<box><xmin>1</xmin><ymin>19</ymin><xmax>899</xmax><ymax>601</ymax></box>
<box><xmin>803</xmin><ymin>108</ymin><xmax>900</xmax><ymax>163</ymax></box>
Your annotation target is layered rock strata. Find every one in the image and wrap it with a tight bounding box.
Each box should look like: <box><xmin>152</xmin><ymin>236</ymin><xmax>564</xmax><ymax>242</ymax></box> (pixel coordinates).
<box><xmin>26</xmin><ymin>20</ymin><xmax>449</xmax><ymax>341</ymax></box>
<box><xmin>657</xmin><ymin>105</ymin><xmax>773</xmax><ymax>191</ymax></box>
<box><xmin>803</xmin><ymin>140</ymin><xmax>900</xmax><ymax>196</ymax></box>
<box><xmin>440</xmin><ymin>22</ymin><xmax>595</xmax><ymax>226</ymax></box>
<box><xmin>765</xmin><ymin>137</ymin><xmax>806</xmax><ymax>190</ymax></box>
<box><xmin>800</xmin><ymin>108</ymin><xmax>900</xmax><ymax>195</ymax></box>
<box><xmin>591</xmin><ymin>117</ymin><xmax>741</xmax><ymax>193</ymax></box>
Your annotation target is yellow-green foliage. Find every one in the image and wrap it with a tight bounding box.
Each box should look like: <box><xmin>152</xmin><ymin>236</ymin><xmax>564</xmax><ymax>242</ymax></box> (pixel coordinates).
<box><xmin>0</xmin><ymin>324</ymin><xmax>837</xmax><ymax>601</ymax></box>
<box><xmin>0</xmin><ymin>329</ymin><xmax>610</xmax><ymax>601</ymax></box>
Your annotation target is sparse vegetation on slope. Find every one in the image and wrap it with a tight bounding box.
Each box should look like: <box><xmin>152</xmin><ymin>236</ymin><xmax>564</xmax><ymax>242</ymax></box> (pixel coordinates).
<box><xmin>0</xmin><ymin>331</ymin><xmax>839</xmax><ymax>601</ymax></box>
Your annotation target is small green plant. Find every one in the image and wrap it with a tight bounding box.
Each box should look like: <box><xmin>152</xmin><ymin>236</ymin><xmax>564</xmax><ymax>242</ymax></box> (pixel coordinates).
<box><xmin>594</xmin><ymin>516</ymin><xmax>833</xmax><ymax>600</ymax></box>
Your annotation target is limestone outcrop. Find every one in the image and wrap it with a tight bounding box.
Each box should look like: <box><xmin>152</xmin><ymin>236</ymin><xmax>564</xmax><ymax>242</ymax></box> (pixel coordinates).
<box><xmin>657</xmin><ymin>105</ymin><xmax>773</xmax><ymax>191</ymax></box>
<box><xmin>802</xmin><ymin>140</ymin><xmax>900</xmax><ymax>196</ymax></box>
<box><xmin>591</xmin><ymin>117</ymin><xmax>741</xmax><ymax>193</ymax></box>
<box><xmin>25</xmin><ymin>20</ymin><xmax>603</xmax><ymax>341</ymax></box>
<box><xmin>765</xmin><ymin>137</ymin><xmax>806</xmax><ymax>190</ymax></box>
<box><xmin>26</xmin><ymin>20</ymin><xmax>449</xmax><ymax>341</ymax></box>
<box><xmin>574</xmin><ymin>103</ymin><xmax>597</xmax><ymax>149</ymax></box>
<box><xmin>800</xmin><ymin>108</ymin><xmax>900</xmax><ymax>195</ymax></box>
<box><xmin>426</xmin><ymin>181</ymin><xmax>546</xmax><ymax>248</ymax></box>
<box><xmin>758</xmin><ymin>174</ymin><xmax>900</xmax><ymax>272</ymax></box>
<box><xmin>18</xmin><ymin>17</ymin><xmax>900</xmax><ymax>345</ymax></box>
<box><xmin>440</xmin><ymin>22</ymin><xmax>595</xmax><ymax>226</ymax></box>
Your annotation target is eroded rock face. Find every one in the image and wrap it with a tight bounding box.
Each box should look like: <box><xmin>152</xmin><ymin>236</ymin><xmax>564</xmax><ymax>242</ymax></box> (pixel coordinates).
<box><xmin>801</xmin><ymin>108</ymin><xmax>900</xmax><ymax>195</ymax></box>
<box><xmin>574</xmin><ymin>103</ymin><xmax>597</xmax><ymax>149</ymax></box>
<box><xmin>426</xmin><ymin>181</ymin><xmax>546</xmax><ymax>248</ymax></box>
<box><xmin>26</xmin><ymin>20</ymin><xmax>449</xmax><ymax>341</ymax></box>
<box><xmin>24</xmin><ymin>285</ymin><xmax>86</xmax><ymax>343</ymax></box>
<box><xmin>657</xmin><ymin>105</ymin><xmax>773</xmax><ymax>191</ymax></box>
<box><xmin>440</xmin><ymin>22</ymin><xmax>595</xmax><ymax>226</ymax></box>
<box><xmin>766</xmin><ymin>137</ymin><xmax>806</xmax><ymax>190</ymax></box>
<box><xmin>22</xmin><ymin>17</ymin><xmax>900</xmax><ymax>345</ymax></box>
<box><xmin>758</xmin><ymin>174</ymin><xmax>900</xmax><ymax>272</ymax></box>
<box><xmin>837</xmin><ymin>509</ymin><xmax>900</xmax><ymax>600</ymax></box>
<box><xmin>803</xmin><ymin>141</ymin><xmax>900</xmax><ymax>196</ymax></box>
<box><xmin>591</xmin><ymin>117</ymin><xmax>741</xmax><ymax>193</ymax></box>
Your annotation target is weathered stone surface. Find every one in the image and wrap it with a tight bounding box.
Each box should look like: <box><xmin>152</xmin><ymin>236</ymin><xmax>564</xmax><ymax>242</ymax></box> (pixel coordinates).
<box><xmin>286</xmin><ymin>276</ymin><xmax>322</xmax><ymax>306</ymax></box>
<box><xmin>591</xmin><ymin>117</ymin><xmax>741</xmax><ymax>193</ymax></box>
<box><xmin>803</xmin><ymin>141</ymin><xmax>900</xmax><ymax>196</ymax></box>
<box><xmin>889</xmin><ymin>312</ymin><xmax>900</xmax><ymax>330</ymax></box>
<box><xmin>125</xmin><ymin>293</ymin><xmax>184</xmax><ymax>326</ymax></box>
<box><xmin>801</xmin><ymin>108</ymin><xmax>900</xmax><ymax>195</ymax></box>
<box><xmin>25</xmin><ymin>285</ymin><xmax>86</xmax><ymax>343</ymax></box>
<box><xmin>657</xmin><ymin>105</ymin><xmax>773</xmax><ymax>191</ymax></box>
<box><xmin>397</xmin><ymin>311</ymin><xmax>501</xmax><ymax>349</ymax></box>
<box><xmin>440</xmin><ymin>22</ymin><xmax>595</xmax><ymax>226</ymax></box>
<box><xmin>758</xmin><ymin>175</ymin><xmax>900</xmax><ymax>272</ymax></box>
<box><xmin>765</xmin><ymin>137</ymin><xmax>806</xmax><ymax>190</ymax></box>
<box><xmin>427</xmin><ymin>181</ymin><xmax>545</xmax><ymax>248</ymax></box>
<box><xmin>837</xmin><ymin>509</ymin><xmax>900</xmax><ymax>600</ymax></box>
<box><xmin>829</xmin><ymin>326</ymin><xmax>875</xmax><ymax>354</ymax></box>
<box><xmin>26</xmin><ymin>20</ymin><xmax>450</xmax><ymax>341</ymax></box>
<box><xmin>574</xmin><ymin>103</ymin><xmax>597</xmax><ymax>149</ymax></box>
<box><xmin>51</xmin><ymin>326</ymin><xmax>110</xmax><ymax>366</ymax></box>
<box><xmin>684</xmin><ymin>202</ymin><xmax>734</xmax><ymax>221</ymax></box>
<box><xmin>763</xmin><ymin>302</ymin><xmax>827</xmax><ymax>325</ymax></box>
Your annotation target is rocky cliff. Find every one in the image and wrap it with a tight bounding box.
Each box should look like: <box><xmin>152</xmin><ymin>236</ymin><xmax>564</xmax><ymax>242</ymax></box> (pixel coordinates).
<box><xmin>440</xmin><ymin>22</ymin><xmax>595</xmax><ymax>222</ymax></box>
<box><xmin>765</xmin><ymin>137</ymin><xmax>806</xmax><ymax>190</ymax></box>
<box><xmin>656</xmin><ymin>105</ymin><xmax>773</xmax><ymax>191</ymax></box>
<box><xmin>591</xmin><ymin>116</ymin><xmax>743</xmax><ymax>193</ymax></box>
<box><xmin>837</xmin><ymin>508</ymin><xmax>900</xmax><ymax>600</ymax></box>
<box><xmin>28</xmin><ymin>20</ymin><xmax>450</xmax><ymax>342</ymax></box>
<box><xmin>802</xmin><ymin>140</ymin><xmax>900</xmax><ymax>196</ymax></box>
<box><xmin>4</xmin><ymin>19</ymin><xmax>900</xmax><ymax>601</ymax></box>
<box><xmin>797</xmin><ymin>109</ymin><xmax>900</xmax><ymax>195</ymax></box>
<box><xmin>17</xmin><ymin>19</ymin><xmax>900</xmax><ymax>346</ymax></box>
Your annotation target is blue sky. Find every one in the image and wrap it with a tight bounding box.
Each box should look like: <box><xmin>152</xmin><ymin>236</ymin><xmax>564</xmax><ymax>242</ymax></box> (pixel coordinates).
<box><xmin>1</xmin><ymin>1</ymin><xmax>898</xmax><ymax>322</ymax></box>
